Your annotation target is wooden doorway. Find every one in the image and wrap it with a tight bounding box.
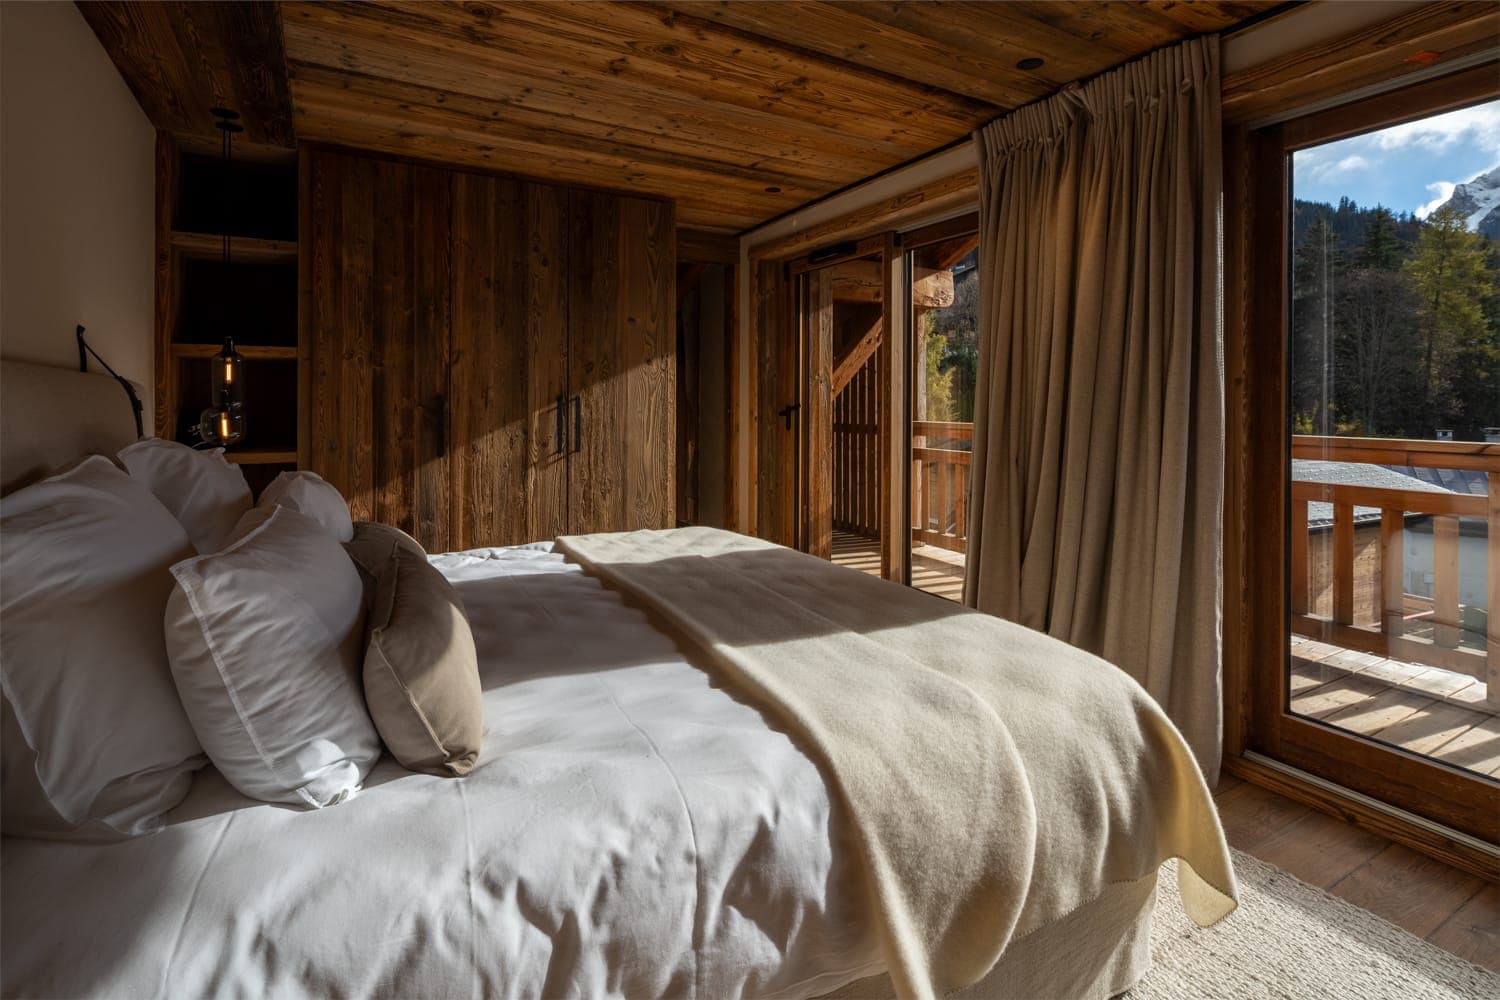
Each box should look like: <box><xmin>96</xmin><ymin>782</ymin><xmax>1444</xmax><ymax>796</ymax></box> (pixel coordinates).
<box><xmin>789</xmin><ymin>236</ymin><xmax>894</xmax><ymax>572</ymax></box>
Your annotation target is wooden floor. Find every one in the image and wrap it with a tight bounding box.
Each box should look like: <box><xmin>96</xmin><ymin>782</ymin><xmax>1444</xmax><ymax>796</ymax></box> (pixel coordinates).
<box><xmin>1290</xmin><ymin>635</ymin><xmax>1500</xmax><ymax>778</ymax></box>
<box><xmin>1214</xmin><ymin>772</ymin><xmax>1499</xmax><ymax>973</ymax></box>
<box><xmin>831</xmin><ymin>530</ymin><xmax>965</xmax><ymax>601</ymax></box>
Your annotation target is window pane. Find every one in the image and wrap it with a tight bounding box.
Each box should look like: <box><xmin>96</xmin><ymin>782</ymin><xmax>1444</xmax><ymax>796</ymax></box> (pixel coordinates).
<box><xmin>1287</xmin><ymin>100</ymin><xmax>1499</xmax><ymax>778</ymax></box>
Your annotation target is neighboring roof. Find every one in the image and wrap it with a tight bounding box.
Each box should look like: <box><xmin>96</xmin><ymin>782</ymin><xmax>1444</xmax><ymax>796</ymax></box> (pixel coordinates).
<box><xmin>1292</xmin><ymin>460</ymin><xmax>1451</xmax><ymax>530</ymax></box>
<box><xmin>1382</xmin><ymin>465</ymin><xmax>1489</xmax><ymax>497</ymax></box>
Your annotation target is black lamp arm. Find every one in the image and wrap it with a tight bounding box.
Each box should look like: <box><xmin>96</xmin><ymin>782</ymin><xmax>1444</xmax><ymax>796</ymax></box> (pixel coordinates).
<box><xmin>76</xmin><ymin>325</ymin><xmax>145</xmax><ymax>440</ymax></box>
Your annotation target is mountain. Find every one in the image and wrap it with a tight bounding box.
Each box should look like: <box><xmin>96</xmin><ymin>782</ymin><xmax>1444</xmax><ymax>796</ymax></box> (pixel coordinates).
<box><xmin>1436</xmin><ymin>165</ymin><xmax>1500</xmax><ymax>239</ymax></box>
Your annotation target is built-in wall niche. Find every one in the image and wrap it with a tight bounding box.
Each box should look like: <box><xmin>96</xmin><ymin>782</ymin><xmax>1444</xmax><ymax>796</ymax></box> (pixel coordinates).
<box><xmin>174</xmin><ymin>356</ymin><xmax>297</xmax><ymax>457</ymax></box>
<box><xmin>154</xmin><ymin>131</ymin><xmax>302</xmax><ymax>480</ymax></box>
<box><xmin>175</xmin><ymin>256</ymin><xmax>297</xmax><ymax>346</ymax></box>
<box><xmin>175</xmin><ymin>152</ymin><xmax>297</xmax><ymax>241</ymax></box>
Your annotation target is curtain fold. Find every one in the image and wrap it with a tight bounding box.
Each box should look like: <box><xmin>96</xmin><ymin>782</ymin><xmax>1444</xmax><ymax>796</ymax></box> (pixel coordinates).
<box><xmin>965</xmin><ymin>36</ymin><xmax>1225</xmax><ymax>778</ymax></box>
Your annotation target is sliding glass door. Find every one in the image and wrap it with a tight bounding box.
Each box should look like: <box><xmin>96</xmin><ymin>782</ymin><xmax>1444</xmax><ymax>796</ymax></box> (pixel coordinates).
<box><xmin>1249</xmin><ymin>71</ymin><xmax>1499</xmax><ymax>842</ymax></box>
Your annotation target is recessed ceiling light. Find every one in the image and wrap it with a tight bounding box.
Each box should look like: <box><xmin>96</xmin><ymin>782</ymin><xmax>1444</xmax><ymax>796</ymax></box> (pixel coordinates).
<box><xmin>1017</xmin><ymin>57</ymin><xmax>1044</xmax><ymax>71</ymax></box>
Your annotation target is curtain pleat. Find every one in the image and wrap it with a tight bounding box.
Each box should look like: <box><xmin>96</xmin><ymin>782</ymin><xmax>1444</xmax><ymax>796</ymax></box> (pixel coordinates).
<box><xmin>965</xmin><ymin>37</ymin><xmax>1225</xmax><ymax>778</ymax></box>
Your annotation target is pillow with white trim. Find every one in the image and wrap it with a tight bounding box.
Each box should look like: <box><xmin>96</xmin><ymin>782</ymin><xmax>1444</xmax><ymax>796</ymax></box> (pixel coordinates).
<box><xmin>256</xmin><ymin>470</ymin><xmax>354</xmax><ymax>543</ymax></box>
<box><xmin>118</xmin><ymin>438</ymin><xmax>250</xmax><ymax>554</ymax></box>
<box><xmin>0</xmin><ymin>456</ymin><xmax>205</xmax><ymax>839</ymax></box>
<box><xmin>165</xmin><ymin>505</ymin><xmax>379</xmax><ymax>807</ymax></box>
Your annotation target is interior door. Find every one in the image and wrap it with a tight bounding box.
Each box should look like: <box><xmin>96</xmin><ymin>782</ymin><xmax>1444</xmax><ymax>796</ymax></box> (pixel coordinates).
<box><xmin>304</xmin><ymin>149</ymin><xmax>452</xmax><ymax>551</ymax></box>
<box><xmin>568</xmin><ymin>189</ymin><xmax>676</xmax><ymax>533</ymax></box>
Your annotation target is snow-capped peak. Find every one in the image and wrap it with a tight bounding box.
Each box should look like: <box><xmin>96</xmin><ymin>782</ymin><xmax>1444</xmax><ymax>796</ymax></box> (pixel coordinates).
<box><xmin>1435</xmin><ymin>164</ymin><xmax>1500</xmax><ymax>238</ymax></box>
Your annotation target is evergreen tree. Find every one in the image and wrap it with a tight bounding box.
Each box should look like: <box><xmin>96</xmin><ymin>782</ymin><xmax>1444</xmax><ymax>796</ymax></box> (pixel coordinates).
<box><xmin>1405</xmin><ymin>204</ymin><xmax>1493</xmax><ymax>431</ymax></box>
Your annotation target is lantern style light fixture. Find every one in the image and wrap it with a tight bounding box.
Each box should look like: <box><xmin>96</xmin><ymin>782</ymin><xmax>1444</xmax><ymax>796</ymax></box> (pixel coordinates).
<box><xmin>193</xmin><ymin>107</ymin><xmax>248</xmax><ymax>448</ymax></box>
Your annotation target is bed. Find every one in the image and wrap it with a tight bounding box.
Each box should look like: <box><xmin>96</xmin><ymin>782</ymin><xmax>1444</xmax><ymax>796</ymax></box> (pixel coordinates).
<box><xmin>0</xmin><ymin>359</ymin><xmax>1235</xmax><ymax>999</ymax></box>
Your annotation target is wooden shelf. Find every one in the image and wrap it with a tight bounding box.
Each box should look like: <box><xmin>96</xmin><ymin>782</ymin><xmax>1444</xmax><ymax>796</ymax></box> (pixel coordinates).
<box><xmin>170</xmin><ymin>343</ymin><xmax>297</xmax><ymax>360</ymax></box>
<box><xmin>169</xmin><ymin>230</ymin><xmax>297</xmax><ymax>261</ymax></box>
<box><xmin>224</xmin><ymin>450</ymin><xmax>297</xmax><ymax>465</ymax></box>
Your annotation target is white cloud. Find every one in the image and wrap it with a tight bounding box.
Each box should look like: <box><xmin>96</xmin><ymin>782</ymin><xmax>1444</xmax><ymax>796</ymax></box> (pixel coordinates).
<box><xmin>1416</xmin><ymin>180</ymin><xmax>1455</xmax><ymax>219</ymax></box>
<box><xmin>1298</xmin><ymin>151</ymin><xmax>1372</xmax><ymax>185</ymax></box>
<box><xmin>1370</xmin><ymin>102</ymin><xmax>1500</xmax><ymax>159</ymax></box>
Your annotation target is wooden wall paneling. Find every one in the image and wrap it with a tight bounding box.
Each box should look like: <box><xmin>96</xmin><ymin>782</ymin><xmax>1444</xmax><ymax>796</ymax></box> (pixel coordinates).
<box><xmin>620</xmin><ymin>195</ymin><xmax>677</xmax><ymax>531</ymax></box>
<box><xmin>411</xmin><ymin>166</ymin><xmax>453</xmax><ymax>549</ymax></box>
<box><xmin>676</xmin><ymin>264</ymin><xmax>701</xmax><ymax>525</ymax></box>
<box><xmin>369</xmin><ymin>158</ymin><xmax>417</xmax><ymax>535</ymax></box>
<box><xmin>569</xmin><ymin>189</ymin><xmax>624</xmax><ymax>532</ymax></box>
<box><xmin>723</xmin><ymin>261</ymin><xmax>740</xmax><ymax>533</ymax></box>
<box><xmin>448</xmin><ymin>171</ymin><xmax>531</xmax><ymax>549</ymax></box>
<box><xmin>525</xmin><ymin>183</ymin><xmax>571</xmax><ymax>542</ymax></box>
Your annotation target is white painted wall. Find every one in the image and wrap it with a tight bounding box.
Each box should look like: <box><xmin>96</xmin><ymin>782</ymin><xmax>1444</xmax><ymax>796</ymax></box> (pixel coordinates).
<box><xmin>1</xmin><ymin>1</ymin><xmax>155</xmax><ymax>415</ymax></box>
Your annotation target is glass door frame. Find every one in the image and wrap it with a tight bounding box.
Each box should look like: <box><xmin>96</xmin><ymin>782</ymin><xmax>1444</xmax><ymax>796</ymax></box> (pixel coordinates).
<box><xmin>899</xmin><ymin>213</ymin><xmax>980</xmax><ymax>592</ymax></box>
<box><xmin>1241</xmin><ymin>65</ymin><xmax>1499</xmax><ymax>842</ymax></box>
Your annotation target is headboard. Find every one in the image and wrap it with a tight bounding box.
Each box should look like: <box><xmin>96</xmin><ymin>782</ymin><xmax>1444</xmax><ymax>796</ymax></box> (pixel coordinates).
<box><xmin>0</xmin><ymin>359</ymin><xmax>142</xmax><ymax>495</ymax></box>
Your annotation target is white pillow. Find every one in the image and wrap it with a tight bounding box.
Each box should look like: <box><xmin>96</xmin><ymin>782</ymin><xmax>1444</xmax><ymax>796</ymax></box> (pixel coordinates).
<box><xmin>118</xmin><ymin>438</ymin><xmax>251</xmax><ymax>553</ymax></box>
<box><xmin>0</xmin><ymin>456</ymin><xmax>206</xmax><ymax>838</ymax></box>
<box><xmin>257</xmin><ymin>470</ymin><xmax>353</xmax><ymax>543</ymax></box>
<box><xmin>165</xmin><ymin>505</ymin><xmax>379</xmax><ymax>807</ymax></box>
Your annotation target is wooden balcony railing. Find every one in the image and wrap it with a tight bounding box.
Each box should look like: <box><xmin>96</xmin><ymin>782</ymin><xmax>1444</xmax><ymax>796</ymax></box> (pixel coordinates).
<box><xmin>1289</xmin><ymin>435</ymin><xmax>1498</xmax><ymax>703</ymax></box>
<box><xmin>912</xmin><ymin>420</ymin><xmax>972</xmax><ymax>552</ymax></box>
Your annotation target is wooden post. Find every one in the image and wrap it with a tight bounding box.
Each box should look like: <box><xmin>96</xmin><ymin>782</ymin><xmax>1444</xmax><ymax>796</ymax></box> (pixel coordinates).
<box><xmin>1333</xmin><ymin>501</ymin><xmax>1354</xmax><ymax>625</ymax></box>
<box><xmin>1380</xmin><ymin>508</ymin><xmax>1405</xmax><ymax>638</ymax></box>
<box><xmin>1433</xmin><ymin>515</ymin><xmax>1461</xmax><ymax>648</ymax></box>
<box><xmin>1291</xmin><ymin>498</ymin><xmax>1310</xmax><ymax>615</ymax></box>
<box><xmin>1487</xmin><ymin>474</ymin><xmax>1498</xmax><ymax>707</ymax></box>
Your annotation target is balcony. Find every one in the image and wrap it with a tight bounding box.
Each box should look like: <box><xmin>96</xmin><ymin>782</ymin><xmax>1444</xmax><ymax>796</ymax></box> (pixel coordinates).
<box><xmin>1288</xmin><ymin>435</ymin><xmax>1497</xmax><ymax>776</ymax></box>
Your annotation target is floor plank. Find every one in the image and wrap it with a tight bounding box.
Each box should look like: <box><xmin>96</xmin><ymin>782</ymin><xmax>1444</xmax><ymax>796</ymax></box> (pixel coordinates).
<box><xmin>1326</xmin><ymin>843</ymin><xmax>1486</xmax><ymax>940</ymax></box>
<box><xmin>1214</xmin><ymin>778</ymin><xmax>1498</xmax><ymax>974</ymax></box>
<box><xmin>1425</xmin><ymin>882</ymin><xmax>1500</xmax><ymax>972</ymax></box>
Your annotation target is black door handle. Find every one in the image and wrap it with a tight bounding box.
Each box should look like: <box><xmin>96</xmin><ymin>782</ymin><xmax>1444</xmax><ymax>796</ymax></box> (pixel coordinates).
<box><xmin>573</xmin><ymin>394</ymin><xmax>582</xmax><ymax>453</ymax></box>
<box><xmin>434</xmin><ymin>394</ymin><xmax>447</xmax><ymax>459</ymax></box>
<box><xmin>555</xmin><ymin>393</ymin><xmax>566</xmax><ymax>454</ymax></box>
<box><xmin>777</xmin><ymin>402</ymin><xmax>801</xmax><ymax>430</ymax></box>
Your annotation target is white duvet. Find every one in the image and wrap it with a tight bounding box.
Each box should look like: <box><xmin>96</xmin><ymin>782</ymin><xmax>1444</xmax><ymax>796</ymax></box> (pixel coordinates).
<box><xmin>2</xmin><ymin>545</ymin><xmax>886</xmax><ymax>998</ymax></box>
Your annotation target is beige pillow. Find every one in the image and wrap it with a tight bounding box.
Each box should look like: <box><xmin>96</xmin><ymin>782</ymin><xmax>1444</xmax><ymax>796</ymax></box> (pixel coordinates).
<box><xmin>344</xmin><ymin>522</ymin><xmax>427</xmax><ymax>611</ymax></box>
<box><xmin>364</xmin><ymin>545</ymin><xmax>483</xmax><ymax>776</ymax></box>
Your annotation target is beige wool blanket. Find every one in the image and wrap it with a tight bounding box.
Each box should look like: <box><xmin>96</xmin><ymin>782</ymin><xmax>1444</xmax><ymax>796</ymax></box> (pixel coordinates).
<box><xmin>556</xmin><ymin>527</ymin><xmax>1237</xmax><ymax>1000</ymax></box>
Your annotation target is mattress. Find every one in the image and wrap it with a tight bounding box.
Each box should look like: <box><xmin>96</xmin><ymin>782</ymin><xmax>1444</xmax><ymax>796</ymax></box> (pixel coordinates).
<box><xmin>2</xmin><ymin>543</ymin><xmax>1165</xmax><ymax>998</ymax></box>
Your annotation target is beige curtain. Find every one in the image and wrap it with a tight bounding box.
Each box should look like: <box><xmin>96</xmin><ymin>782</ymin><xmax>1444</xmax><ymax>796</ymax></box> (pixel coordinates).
<box><xmin>964</xmin><ymin>36</ymin><xmax>1225</xmax><ymax>778</ymax></box>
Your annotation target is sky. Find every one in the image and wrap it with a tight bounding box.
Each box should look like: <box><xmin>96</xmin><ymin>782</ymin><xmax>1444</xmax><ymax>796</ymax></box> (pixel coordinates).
<box><xmin>1291</xmin><ymin>98</ymin><xmax>1500</xmax><ymax>221</ymax></box>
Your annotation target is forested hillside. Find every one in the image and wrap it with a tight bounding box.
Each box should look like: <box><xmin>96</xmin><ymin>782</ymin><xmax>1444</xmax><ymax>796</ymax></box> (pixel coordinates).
<box><xmin>1292</xmin><ymin>197</ymin><xmax>1500</xmax><ymax>441</ymax></box>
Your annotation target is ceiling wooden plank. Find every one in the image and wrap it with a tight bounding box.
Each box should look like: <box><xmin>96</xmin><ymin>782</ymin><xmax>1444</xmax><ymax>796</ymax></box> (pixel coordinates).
<box><xmin>651</xmin><ymin>1</ymin><xmax>1049</xmax><ymax>107</ymax></box>
<box><xmin>280</xmin><ymin>15</ymin><xmax>905</xmax><ymax>173</ymax></box>
<box><xmin>77</xmin><ymin>1</ymin><xmax>294</xmax><ymax>146</ymax></box>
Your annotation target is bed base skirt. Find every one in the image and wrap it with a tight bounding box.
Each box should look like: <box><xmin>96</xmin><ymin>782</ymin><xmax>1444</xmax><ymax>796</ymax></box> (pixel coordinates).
<box><xmin>813</xmin><ymin>871</ymin><xmax>1159</xmax><ymax>1000</ymax></box>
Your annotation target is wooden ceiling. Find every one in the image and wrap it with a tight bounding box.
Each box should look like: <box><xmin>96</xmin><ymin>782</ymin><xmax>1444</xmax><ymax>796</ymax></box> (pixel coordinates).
<box><xmin>82</xmin><ymin>0</ymin><xmax>1279</xmax><ymax>233</ymax></box>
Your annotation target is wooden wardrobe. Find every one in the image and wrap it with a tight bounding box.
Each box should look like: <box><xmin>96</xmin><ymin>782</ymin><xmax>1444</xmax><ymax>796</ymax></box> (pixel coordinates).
<box><xmin>302</xmin><ymin>148</ymin><xmax>675</xmax><ymax>552</ymax></box>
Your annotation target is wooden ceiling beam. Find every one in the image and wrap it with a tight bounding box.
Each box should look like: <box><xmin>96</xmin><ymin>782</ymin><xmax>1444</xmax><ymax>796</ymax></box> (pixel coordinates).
<box><xmin>78</xmin><ymin>1</ymin><xmax>294</xmax><ymax>146</ymax></box>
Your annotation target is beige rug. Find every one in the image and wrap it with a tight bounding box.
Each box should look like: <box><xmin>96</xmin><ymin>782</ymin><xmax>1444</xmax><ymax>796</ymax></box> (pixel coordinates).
<box><xmin>1129</xmin><ymin>849</ymin><xmax>1498</xmax><ymax>999</ymax></box>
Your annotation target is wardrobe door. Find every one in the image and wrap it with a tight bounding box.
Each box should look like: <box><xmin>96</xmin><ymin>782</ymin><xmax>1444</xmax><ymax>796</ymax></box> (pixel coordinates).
<box><xmin>568</xmin><ymin>190</ymin><xmax>676</xmax><ymax>532</ymax></box>
<box><xmin>448</xmin><ymin>173</ymin><xmax>568</xmax><ymax>549</ymax></box>
<box><xmin>304</xmin><ymin>150</ymin><xmax>452</xmax><ymax>550</ymax></box>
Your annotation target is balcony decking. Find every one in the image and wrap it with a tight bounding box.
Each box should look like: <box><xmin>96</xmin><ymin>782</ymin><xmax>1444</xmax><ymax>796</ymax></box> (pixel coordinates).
<box><xmin>1291</xmin><ymin>635</ymin><xmax>1499</xmax><ymax>778</ymax></box>
<box><xmin>831</xmin><ymin>530</ymin><xmax>965</xmax><ymax>601</ymax></box>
